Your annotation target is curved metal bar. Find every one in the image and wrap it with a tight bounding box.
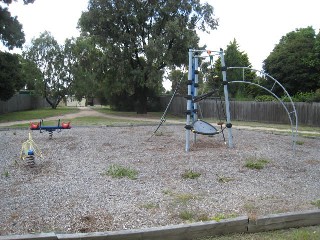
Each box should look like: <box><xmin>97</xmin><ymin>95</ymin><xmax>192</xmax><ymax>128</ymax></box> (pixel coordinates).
<box><xmin>227</xmin><ymin>67</ymin><xmax>298</xmax><ymax>151</ymax></box>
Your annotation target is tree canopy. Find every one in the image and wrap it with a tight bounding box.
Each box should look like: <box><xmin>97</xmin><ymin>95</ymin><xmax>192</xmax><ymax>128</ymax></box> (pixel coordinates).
<box><xmin>79</xmin><ymin>0</ymin><xmax>218</xmax><ymax>113</ymax></box>
<box><xmin>263</xmin><ymin>26</ymin><xmax>320</xmax><ymax>95</ymax></box>
<box><xmin>0</xmin><ymin>0</ymin><xmax>35</xmax><ymax>101</ymax></box>
<box><xmin>0</xmin><ymin>0</ymin><xmax>35</xmax><ymax>49</ymax></box>
<box><xmin>0</xmin><ymin>51</ymin><xmax>24</xmax><ymax>101</ymax></box>
<box><xmin>23</xmin><ymin>31</ymin><xmax>73</xmax><ymax>108</ymax></box>
<box><xmin>66</xmin><ymin>36</ymin><xmax>106</xmax><ymax>103</ymax></box>
<box><xmin>205</xmin><ymin>39</ymin><xmax>256</xmax><ymax>98</ymax></box>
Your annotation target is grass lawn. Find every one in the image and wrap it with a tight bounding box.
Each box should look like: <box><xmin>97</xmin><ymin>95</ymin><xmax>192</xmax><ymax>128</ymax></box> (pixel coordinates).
<box><xmin>0</xmin><ymin>107</ymin><xmax>80</xmax><ymax>123</ymax></box>
<box><xmin>1</xmin><ymin>107</ymin><xmax>319</xmax><ymax>136</ymax></box>
<box><xmin>93</xmin><ymin>106</ymin><xmax>182</xmax><ymax>120</ymax></box>
<box><xmin>198</xmin><ymin>225</ymin><xmax>320</xmax><ymax>240</ymax></box>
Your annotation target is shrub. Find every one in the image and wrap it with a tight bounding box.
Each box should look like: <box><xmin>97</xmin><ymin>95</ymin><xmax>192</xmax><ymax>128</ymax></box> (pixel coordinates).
<box><xmin>105</xmin><ymin>164</ymin><xmax>138</xmax><ymax>180</ymax></box>
<box><xmin>255</xmin><ymin>95</ymin><xmax>276</xmax><ymax>102</ymax></box>
<box><xmin>181</xmin><ymin>169</ymin><xmax>201</xmax><ymax>179</ymax></box>
<box><xmin>179</xmin><ymin>210</ymin><xmax>194</xmax><ymax>221</ymax></box>
<box><xmin>245</xmin><ymin>158</ymin><xmax>269</xmax><ymax>170</ymax></box>
<box><xmin>291</xmin><ymin>89</ymin><xmax>320</xmax><ymax>102</ymax></box>
<box><xmin>311</xmin><ymin>199</ymin><xmax>320</xmax><ymax>208</ymax></box>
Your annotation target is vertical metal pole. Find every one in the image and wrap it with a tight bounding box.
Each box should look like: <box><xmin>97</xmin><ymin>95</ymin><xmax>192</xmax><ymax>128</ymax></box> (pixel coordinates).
<box><xmin>193</xmin><ymin>53</ymin><xmax>199</xmax><ymax>143</ymax></box>
<box><xmin>185</xmin><ymin>49</ymin><xmax>193</xmax><ymax>152</ymax></box>
<box><xmin>220</xmin><ymin>48</ymin><xmax>234</xmax><ymax>148</ymax></box>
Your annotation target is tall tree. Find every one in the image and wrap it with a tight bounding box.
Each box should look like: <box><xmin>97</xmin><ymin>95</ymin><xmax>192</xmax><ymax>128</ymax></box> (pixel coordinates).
<box><xmin>66</xmin><ymin>36</ymin><xmax>106</xmax><ymax>104</ymax></box>
<box><xmin>0</xmin><ymin>0</ymin><xmax>35</xmax><ymax>49</ymax></box>
<box><xmin>79</xmin><ymin>0</ymin><xmax>218</xmax><ymax>113</ymax></box>
<box><xmin>311</xmin><ymin>30</ymin><xmax>320</xmax><ymax>89</ymax></box>
<box><xmin>0</xmin><ymin>0</ymin><xmax>35</xmax><ymax>101</ymax></box>
<box><xmin>209</xmin><ymin>39</ymin><xmax>256</xmax><ymax>98</ymax></box>
<box><xmin>167</xmin><ymin>68</ymin><xmax>188</xmax><ymax>96</ymax></box>
<box><xmin>263</xmin><ymin>26</ymin><xmax>319</xmax><ymax>95</ymax></box>
<box><xmin>0</xmin><ymin>52</ymin><xmax>24</xmax><ymax>101</ymax></box>
<box><xmin>24</xmin><ymin>31</ymin><xmax>73</xmax><ymax>109</ymax></box>
<box><xmin>19</xmin><ymin>55</ymin><xmax>42</xmax><ymax>91</ymax></box>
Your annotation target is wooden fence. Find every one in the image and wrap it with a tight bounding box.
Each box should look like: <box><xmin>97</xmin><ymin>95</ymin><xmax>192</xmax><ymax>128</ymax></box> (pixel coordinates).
<box><xmin>0</xmin><ymin>94</ymin><xmax>49</xmax><ymax>114</ymax></box>
<box><xmin>160</xmin><ymin>96</ymin><xmax>320</xmax><ymax>127</ymax></box>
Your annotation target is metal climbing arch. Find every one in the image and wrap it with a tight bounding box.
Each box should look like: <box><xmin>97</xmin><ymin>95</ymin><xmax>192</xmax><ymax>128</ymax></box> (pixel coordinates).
<box><xmin>227</xmin><ymin>67</ymin><xmax>298</xmax><ymax>151</ymax></box>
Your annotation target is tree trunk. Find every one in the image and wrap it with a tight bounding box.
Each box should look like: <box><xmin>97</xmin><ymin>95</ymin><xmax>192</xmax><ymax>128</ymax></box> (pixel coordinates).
<box><xmin>45</xmin><ymin>95</ymin><xmax>63</xmax><ymax>109</ymax></box>
<box><xmin>45</xmin><ymin>97</ymin><xmax>56</xmax><ymax>109</ymax></box>
<box><xmin>135</xmin><ymin>85</ymin><xmax>148</xmax><ymax>114</ymax></box>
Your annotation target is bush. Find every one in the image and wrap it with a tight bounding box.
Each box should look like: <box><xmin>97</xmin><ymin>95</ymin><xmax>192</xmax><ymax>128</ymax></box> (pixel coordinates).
<box><xmin>105</xmin><ymin>164</ymin><xmax>138</xmax><ymax>180</ymax></box>
<box><xmin>255</xmin><ymin>95</ymin><xmax>276</xmax><ymax>102</ymax></box>
<box><xmin>256</xmin><ymin>89</ymin><xmax>320</xmax><ymax>102</ymax></box>
<box><xmin>291</xmin><ymin>89</ymin><xmax>320</xmax><ymax>102</ymax></box>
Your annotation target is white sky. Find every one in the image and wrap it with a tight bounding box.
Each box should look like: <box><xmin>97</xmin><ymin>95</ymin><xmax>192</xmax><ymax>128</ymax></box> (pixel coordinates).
<box><xmin>200</xmin><ymin>0</ymin><xmax>320</xmax><ymax>69</ymax></box>
<box><xmin>6</xmin><ymin>0</ymin><xmax>320</xmax><ymax>89</ymax></box>
<box><xmin>7</xmin><ymin>0</ymin><xmax>88</xmax><ymax>45</ymax></box>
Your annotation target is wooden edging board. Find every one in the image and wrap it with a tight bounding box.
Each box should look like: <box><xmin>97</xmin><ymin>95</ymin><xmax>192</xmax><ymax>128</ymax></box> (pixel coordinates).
<box><xmin>1</xmin><ymin>209</ymin><xmax>319</xmax><ymax>240</ymax></box>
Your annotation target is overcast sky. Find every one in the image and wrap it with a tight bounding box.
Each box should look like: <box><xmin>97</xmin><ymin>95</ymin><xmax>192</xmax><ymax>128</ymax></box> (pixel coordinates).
<box><xmin>7</xmin><ymin>0</ymin><xmax>320</xmax><ymax>86</ymax></box>
<box><xmin>200</xmin><ymin>0</ymin><xmax>320</xmax><ymax>69</ymax></box>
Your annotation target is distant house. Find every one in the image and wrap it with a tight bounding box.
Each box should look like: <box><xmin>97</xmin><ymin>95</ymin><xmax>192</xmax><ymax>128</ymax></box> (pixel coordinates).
<box><xmin>60</xmin><ymin>96</ymin><xmax>86</xmax><ymax>107</ymax></box>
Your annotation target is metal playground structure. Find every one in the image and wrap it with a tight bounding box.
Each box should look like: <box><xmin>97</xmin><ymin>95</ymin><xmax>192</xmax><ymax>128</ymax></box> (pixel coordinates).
<box><xmin>152</xmin><ymin>48</ymin><xmax>298</xmax><ymax>152</ymax></box>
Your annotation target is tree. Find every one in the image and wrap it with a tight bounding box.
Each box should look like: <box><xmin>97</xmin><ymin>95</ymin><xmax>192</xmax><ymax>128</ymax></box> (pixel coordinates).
<box><xmin>0</xmin><ymin>0</ymin><xmax>35</xmax><ymax>49</ymax></box>
<box><xmin>65</xmin><ymin>36</ymin><xmax>106</xmax><ymax>104</ymax></box>
<box><xmin>311</xmin><ymin>30</ymin><xmax>320</xmax><ymax>89</ymax></box>
<box><xmin>263</xmin><ymin>27</ymin><xmax>319</xmax><ymax>95</ymax></box>
<box><xmin>79</xmin><ymin>0</ymin><xmax>218</xmax><ymax>113</ymax></box>
<box><xmin>24</xmin><ymin>31</ymin><xmax>73</xmax><ymax>109</ymax></box>
<box><xmin>0</xmin><ymin>0</ymin><xmax>35</xmax><ymax>101</ymax></box>
<box><xmin>19</xmin><ymin>55</ymin><xmax>42</xmax><ymax>91</ymax></box>
<box><xmin>208</xmin><ymin>39</ymin><xmax>256</xmax><ymax>98</ymax></box>
<box><xmin>167</xmin><ymin>68</ymin><xmax>188</xmax><ymax>96</ymax></box>
<box><xmin>199</xmin><ymin>59</ymin><xmax>219</xmax><ymax>94</ymax></box>
<box><xmin>0</xmin><ymin>51</ymin><xmax>24</xmax><ymax>101</ymax></box>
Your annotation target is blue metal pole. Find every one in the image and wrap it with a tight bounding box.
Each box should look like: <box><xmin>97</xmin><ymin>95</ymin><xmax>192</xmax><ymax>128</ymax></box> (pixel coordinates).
<box><xmin>185</xmin><ymin>49</ymin><xmax>193</xmax><ymax>152</ymax></box>
<box><xmin>220</xmin><ymin>48</ymin><xmax>234</xmax><ymax>148</ymax></box>
<box><xmin>193</xmin><ymin>53</ymin><xmax>199</xmax><ymax>143</ymax></box>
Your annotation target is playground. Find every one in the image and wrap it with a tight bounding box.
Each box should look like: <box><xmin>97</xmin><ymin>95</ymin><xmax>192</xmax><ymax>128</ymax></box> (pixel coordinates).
<box><xmin>0</xmin><ymin>48</ymin><xmax>319</xmax><ymax>237</ymax></box>
<box><xmin>0</xmin><ymin>121</ymin><xmax>319</xmax><ymax>235</ymax></box>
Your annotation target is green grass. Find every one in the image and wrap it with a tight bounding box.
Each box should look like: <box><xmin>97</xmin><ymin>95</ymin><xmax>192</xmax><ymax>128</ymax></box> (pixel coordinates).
<box><xmin>175</xmin><ymin>193</ymin><xmax>197</xmax><ymax>204</ymax></box>
<box><xmin>104</xmin><ymin>164</ymin><xmax>138</xmax><ymax>180</ymax></box>
<box><xmin>1</xmin><ymin>116</ymin><xmax>155</xmax><ymax>129</ymax></box>
<box><xmin>201</xmin><ymin>118</ymin><xmax>320</xmax><ymax>134</ymax></box>
<box><xmin>296</xmin><ymin>140</ymin><xmax>304</xmax><ymax>145</ymax></box>
<box><xmin>1</xmin><ymin>108</ymin><xmax>320</xmax><ymax>137</ymax></box>
<box><xmin>197</xmin><ymin>225</ymin><xmax>320</xmax><ymax>240</ymax></box>
<box><xmin>181</xmin><ymin>169</ymin><xmax>201</xmax><ymax>179</ymax></box>
<box><xmin>216</xmin><ymin>174</ymin><xmax>235</xmax><ymax>183</ymax></box>
<box><xmin>141</xmin><ymin>203</ymin><xmax>159</xmax><ymax>210</ymax></box>
<box><xmin>210</xmin><ymin>213</ymin><xmax>238</xmax><ymax>222</ymax></box>
<box><xmin>311</xmin><ymin>199</ymin><xmax>320</xmax><ymax>208</ymax></box>
<box><xmin>2</xmin><ymin>170</ymin><xmax>9</xmax><ymax>178</ymax></box>
<box><xmin>0</xmin><ymin>107</ymin><xmax>80</xmax><ymax>123</ymax></box>
<box><xmin>177</xmin><ymin>210</ymin><xmax>209</xmax><ymax>222</ymax></box>
<box><xmin>66</xmin><ymin>116</ymin><xmax>151</xmax><ymax>126</ymax></box>
<box><xmin>163</xmin><ymin>190</ymin><xmax>197</xmax><ymax>204</ymax></box>
<box><xmin>179</xmin><ymin>210</ymin><xmax>195</xmax><ymax>221</ymax></box>
<box><xmin>244</xmin><ymin>158</ymin><xmax>270</xmax><ymax>170</ymax></box>
<box><xmin>94</xmin><ymin>107</ymin><xmax>162</xmax><ymax>118</ymax></box>
<box><xmin>178</xmin><ymin>211</ymin><xmax>238</xmax><ymax>223</ymax></box>
<box><xmin>94</xmin><ymin>106</ymin><xmax>183</xmax><ymax>120</ymax></box>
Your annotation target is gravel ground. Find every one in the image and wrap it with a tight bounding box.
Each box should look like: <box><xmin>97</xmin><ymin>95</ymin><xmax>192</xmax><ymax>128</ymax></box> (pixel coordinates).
<box><xmin>0</xmin><ymin>125</ymin><xmax>319</xmax><ymax>236</ymax></box>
